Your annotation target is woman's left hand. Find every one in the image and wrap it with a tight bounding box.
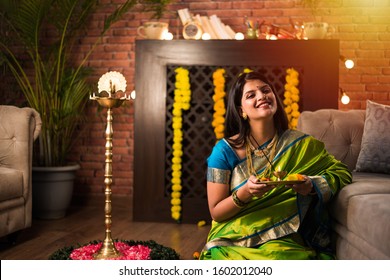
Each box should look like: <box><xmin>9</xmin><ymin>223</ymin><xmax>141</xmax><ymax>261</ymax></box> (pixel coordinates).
<box><xmin>286</xmin><ymin>175</ymin><xmax>314</xmax><ymax>196</ymax></box>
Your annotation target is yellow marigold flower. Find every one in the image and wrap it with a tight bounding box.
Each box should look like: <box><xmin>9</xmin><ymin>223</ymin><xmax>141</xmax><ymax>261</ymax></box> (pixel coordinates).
<box><xmin>214</xmin><ymin>116</ymin><xmax>225</xmax><ymax>124</ymax></box>
<box><xmin>291</xmin><ymin>93</ymin><xmax>300</xmax><ymax>103</ymax></box>
<box><xmin>172</xmin><ymin>164</ymin><xmax>181</xmax><ymax>171</ymax></box>
<box><xmin>182</xmin><ymin>103</ymin><xmax>190</xmax><ymax>110</ymax></box>
<box><xmin>171</xmin><ymin>177</ymin><xmax>181</xmax><ymax>184</ymax></box>
<box><xmin>290</xmin><ymin>78</ymin><xmax>299</xmax><ymax>86</ymax></box>
<box><xmin>292</xmin><ymin>110</ymin><xmax>301</xmax><ymax>118</ymax></box>
<box><xmin>284</xmin><ymin>91</ymin><xmax>292</xmax><ymax>99</ymax></box>
<box><xmin>172</xmin><ymin>212</ymin><xmax>180</xmax><ymax>221</ymax></box>
<box><xmin>197</xmin><ymin>220</ymin><xmax>206</xmax><ymax>227</ymax></box>
<box><xmin>172</xmin><ymin>157</ymin><xmax>181</xmax><ymax>164</ymax></box>
<box><xmin>171</xmin><ymin>205</ymin><xmax>181</xmax><ymax>212</ymax></box>
<box><xmin>172</xmin><ymin>184</ymin><xmax>182</xmax><ymax>191</ymax></box>
<box><xmin>291</xmin><ymin>102</ymin><xmax>299</xmax><ymax>111</ymax></box>
<box><xmin>173</xmin><ymin>131</ymin><xmax>182</xmax><ymax>139</ymax></box>
<box><xmin>214</xmin><ymin>99</ymin><xmax>224</xmax><ymax>109</ymax></box>
<box><xmin>173</xmin><ymin>150</ymin><xmax>183</xmax><ymax>157</ymax></box>
<box><xmin>283</xmin><ymin>98</ymin><xmax>292</xmax><ymax>106</ymax></box>
<box><xmin>291</xmin><ymin>118</ymin><xmax>298</xmax><ymax>128</ymax></box>
<box><xmin>193</xmin><ymin>251</ymin><xmax>200</xmax><ymax>259</ymax></box>
<box><xmin>172</xmin><ymin>108</ymin><xmax>182</xmax><ymax>116</ymax></box>
<box><xmin>216</xmin><ymin>132</ymin><xmax>224</xmax><ymax>139</ymax></box>
<box><xmin>290</xmin><ymin>86</ymin><xmax>299</xmax><ymax>95</ymax></box>
<box><xmin>171</xmin><ymin>198</ymin><xmax>181</xmax><ymax>205</ymax></box>
<box><xmin>215</xmin><ymin>124</ymin><xmax>224</xmax><ymax>133</ymax></box>
<box><xmin>171</xmin><ymin>192</ymin><xmax>181</xmax><ymax>199</ymax></box>
<box><xmin>284</xmin><ymin>105</ymin><xmax>292</xmax><ymax>114</ymax></box>
<box><xmin>181</xmin><ymin>95</ymin><xmax>191</xmax><ymax>103</ymax></box>
<box><xmin>172</xmin><ymin>143</ymin><xmax>182</xmax><ymax>150</ymax></box>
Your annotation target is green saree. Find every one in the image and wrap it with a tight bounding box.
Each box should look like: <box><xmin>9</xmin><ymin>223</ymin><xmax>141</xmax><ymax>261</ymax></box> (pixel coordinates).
<box><xmin>200</xmin><ymin>129</ymin><xmax>352</xmax><ymax>260</ymax></box>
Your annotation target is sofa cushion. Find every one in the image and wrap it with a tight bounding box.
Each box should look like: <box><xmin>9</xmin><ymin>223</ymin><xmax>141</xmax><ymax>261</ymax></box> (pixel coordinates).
<box><xmin>347</xmin><ymin>193</ymin><xmax>390</xmax><ymax>258</ymax></box>
<box><xmin>355</xmin><ymin>100</ymin><xmax>390</xmax><ymax>174</ymax></box>
<box><xmin>297</xmin><ymin>109</ymin><xmax>365</xmax><ymax>171</ymax></box>
<box><xmin>0</xmin><ymin>167</ymin><xmax>23</xmax><ymax>202</ymax></box>
<box><xmin>330</xmin><ymin>172</ymin><xmax>390</xmax><ymax>226</ymax></box>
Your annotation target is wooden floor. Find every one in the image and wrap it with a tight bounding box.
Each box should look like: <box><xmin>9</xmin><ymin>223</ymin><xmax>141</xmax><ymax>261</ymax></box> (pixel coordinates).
<box><xmin>0</xmin><ymin>195</ymin><xmax>210</xmax><ymax>260</ymax></box>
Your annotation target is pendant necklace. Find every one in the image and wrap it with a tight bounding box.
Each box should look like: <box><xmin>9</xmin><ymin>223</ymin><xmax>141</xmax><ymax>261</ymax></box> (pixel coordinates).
<box><xmin>246</xmin><ymin>133</ymin><xmax>278</xmax><ymax>178</ymax></box>
<box><xmin>250</xmin><ymin>134</ymin><xmax>278</xmax><ymax>172</ymax></box>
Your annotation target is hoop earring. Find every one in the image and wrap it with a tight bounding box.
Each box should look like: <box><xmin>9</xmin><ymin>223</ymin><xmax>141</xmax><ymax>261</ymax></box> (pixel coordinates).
<box><xmin>242</xmin><ymin>112</ymin><xmax>247</xmax><ymax>120</ymax></box>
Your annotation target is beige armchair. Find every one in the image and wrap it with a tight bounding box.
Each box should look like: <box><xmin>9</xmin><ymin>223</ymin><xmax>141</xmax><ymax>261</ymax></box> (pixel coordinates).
<box><xmin>0</xmin><ymin>105</ymin><xmax>41</xmax><ymax>238</ymax></box>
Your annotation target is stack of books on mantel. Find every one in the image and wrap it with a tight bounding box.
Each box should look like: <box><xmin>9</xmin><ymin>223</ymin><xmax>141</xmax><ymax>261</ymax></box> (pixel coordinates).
<box><xmin>178</xmin><ymin>8</ymin><xmax>236</xmax><ymax>39</ymax></box>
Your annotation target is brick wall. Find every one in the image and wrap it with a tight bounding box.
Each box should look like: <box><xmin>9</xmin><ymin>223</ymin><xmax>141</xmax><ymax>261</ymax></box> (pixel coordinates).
<box><xmin>7</xmin><ymin>1</ymin><xmax>390</xmax><ymax>198</ymax></box>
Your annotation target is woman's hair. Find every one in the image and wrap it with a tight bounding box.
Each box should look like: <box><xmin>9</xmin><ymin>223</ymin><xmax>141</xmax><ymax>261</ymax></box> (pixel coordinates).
<box><xmin>225</xmin><ymin>71</ymin><xmax>289</xmax><ymax>148</ymax></box>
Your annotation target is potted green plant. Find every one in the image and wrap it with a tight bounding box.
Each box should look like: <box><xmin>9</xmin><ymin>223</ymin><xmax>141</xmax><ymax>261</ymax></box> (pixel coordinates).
<box><xmin>0</xmin><ymin>0</ymin><xmax>139</xmax><ymax>219</ymax></box>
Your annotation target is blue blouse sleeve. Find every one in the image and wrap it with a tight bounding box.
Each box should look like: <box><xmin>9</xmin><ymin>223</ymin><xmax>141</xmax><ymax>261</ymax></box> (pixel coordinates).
<box><xmin>207</xmin><ymin>139</ymin><xmax>239</xmax><ymax>171</ymax></box>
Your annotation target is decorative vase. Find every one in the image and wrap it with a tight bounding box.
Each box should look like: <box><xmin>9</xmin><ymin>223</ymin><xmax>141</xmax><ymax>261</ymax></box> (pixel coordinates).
<box><xmin>303</xmin><ymin>22</ymin><xmax>331</xmax><ymax>39</ymax></box>
<box><xmin>32</xmin><ymin>164</ymin><xmax>80</xmax><ymax>220</ymax></box>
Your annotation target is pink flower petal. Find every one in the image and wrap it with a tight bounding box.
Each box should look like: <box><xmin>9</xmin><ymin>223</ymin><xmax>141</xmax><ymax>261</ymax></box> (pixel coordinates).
<box><xmin>70</xmin><ymin>242</ymin><xmax>151</xmax><ymax>260</ymax></box>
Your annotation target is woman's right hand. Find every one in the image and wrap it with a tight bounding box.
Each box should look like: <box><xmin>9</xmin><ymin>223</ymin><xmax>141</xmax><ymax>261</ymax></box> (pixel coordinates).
<box><xmin>245</xmin><ymin>175</ymin><xmax>275</xmax><ymax>198</ymax></box>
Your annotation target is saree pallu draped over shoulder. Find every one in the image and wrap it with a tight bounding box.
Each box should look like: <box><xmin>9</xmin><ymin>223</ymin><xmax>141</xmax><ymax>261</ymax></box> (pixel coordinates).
<box><xmin>200</xmin><ymin>130</ymin><xmax>352</xmax><ymax>260</ymax></box>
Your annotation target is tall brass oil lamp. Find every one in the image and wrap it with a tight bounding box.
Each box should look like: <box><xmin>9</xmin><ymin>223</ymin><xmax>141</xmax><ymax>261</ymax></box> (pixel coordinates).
<box><xmin>89</xmin><ymin>72</ymin><xmax>131</xmax><ymax>259</ymax></box>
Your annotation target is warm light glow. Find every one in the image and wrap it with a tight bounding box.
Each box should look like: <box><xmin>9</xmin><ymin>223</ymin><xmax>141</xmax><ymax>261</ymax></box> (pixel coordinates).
<box><xmin>339</xmin><ymin>88</ymin><xmax>350</xmax><ymax>105</ymax></box>
<box><xmin>235</xmin><ymin>32</ymin><xmax>244</xmax><ymax>40</ymax></box>
<box><xmin>164</xmin><ymin>32</ymin><xmax>173</xmax><ymax>40</ymax></box>
<box><xmin>340</xmin><ymin>55</ymin><xmax>355</xmax><ymax>69</ymax></box>
<box><xmin>341</xmin><ymin>93</ymin><xmax>350</xmax><ymax>105</ymax></box>
<box><xmin>202</xmin><ymin>33</ymin><xmax>211</xmax><ymax>40</ymax></box>
<box><xmin>130</xmin><ymin>90</ymin><xmax>136</xmax><ymax>99</ymax></box>
<box><xmin>345</xmin><ymin>59</ymin><xmax>354</xmax><ymax>69</ymax></box>
<box><xmin>266</xmin><ymin>34</ymin><xmax>278</xmax><ymax>40</ymax></box>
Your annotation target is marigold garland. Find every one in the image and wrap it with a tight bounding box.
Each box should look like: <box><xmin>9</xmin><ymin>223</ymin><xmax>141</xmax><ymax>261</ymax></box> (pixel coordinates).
<box><xmin>211</xmin><ymin>68</ymin><xmax>227</xmax><ymax>141</ymax></box>
<box><xmin>171</xmin><ymin>67</ymin><xmax>191</xmax><ymax>222</ymax></box>
<box><xmin>283</xmin><ymin>68</ymin><xmax>300</xmax><ymax>129</ymax></box>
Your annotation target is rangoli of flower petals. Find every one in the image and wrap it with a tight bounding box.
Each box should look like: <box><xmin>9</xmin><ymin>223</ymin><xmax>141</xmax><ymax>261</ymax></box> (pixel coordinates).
<box><xmin>98</xmin><ymin>71</ymin><xmax>127</xmax><ymax>94</ymax></box>
<box><xmin>69</xmin><ymin>242</ymin><xmax>151</xmax><ymax>260</ymax></box>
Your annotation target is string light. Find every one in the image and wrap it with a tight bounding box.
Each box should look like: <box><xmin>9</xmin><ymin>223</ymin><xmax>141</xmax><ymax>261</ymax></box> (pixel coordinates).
<box><xmin>340</xmin><ymin>55</ymin><xmax>354</xmax><ymax>69</ymax></box>
<box><xmin>201</xmin><ymin>33</ymin><xmax>211</xmax><ymax>40</ymax></box>
<box><xmin>339</xmin><ymin>88</ymin><xmax>350</xmax><ymax>105</ymax></box>
<box><xmin>235</xmin><ymin>32</ymin><xmax>245</xmax><ymax>40</ymax></box>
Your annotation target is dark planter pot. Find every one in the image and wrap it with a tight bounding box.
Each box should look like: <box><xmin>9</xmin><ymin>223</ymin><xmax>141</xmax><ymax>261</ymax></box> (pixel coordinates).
<box><xmin>32</xmin><ymin>164</ymin><xmax>80</xmax><ymax>220</ymax></box>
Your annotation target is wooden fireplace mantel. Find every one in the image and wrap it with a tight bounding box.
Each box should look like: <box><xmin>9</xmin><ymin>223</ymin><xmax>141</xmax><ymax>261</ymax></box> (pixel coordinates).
<box><xmin>134</xmin><ymin>39</ymin><xmax>340</xmax><ymax>223</ymax></box>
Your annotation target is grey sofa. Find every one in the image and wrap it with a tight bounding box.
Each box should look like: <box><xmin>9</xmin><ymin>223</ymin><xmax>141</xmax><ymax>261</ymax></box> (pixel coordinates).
<box><xmin>0</xmin><ymin>105</ymin><xmax>41</xmax><ymax>238</ymax></box>
<box><xmin>298</xmin><ymin>109</ymin><xmax>390</xmax><ymax>260</ymax></box>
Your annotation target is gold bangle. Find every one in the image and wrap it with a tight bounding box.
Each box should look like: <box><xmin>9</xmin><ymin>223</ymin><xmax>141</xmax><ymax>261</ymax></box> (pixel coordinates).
<box><xmin>232</xmin><ymin>190</ymin><xmax>247</xmax><ymax>208</ymax></box>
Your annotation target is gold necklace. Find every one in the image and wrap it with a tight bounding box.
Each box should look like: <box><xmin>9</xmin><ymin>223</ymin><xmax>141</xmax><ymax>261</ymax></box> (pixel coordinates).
<box><xmin>246</xmin><ymin>133</ymin><xmax>278</xmax><ymax>179</ymax></box>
